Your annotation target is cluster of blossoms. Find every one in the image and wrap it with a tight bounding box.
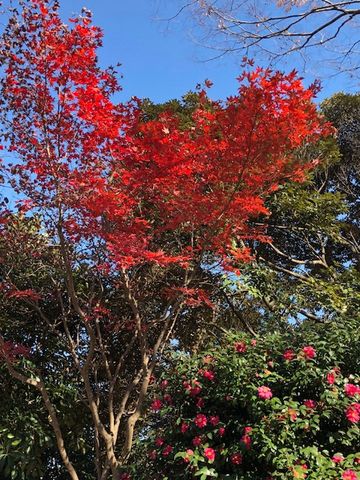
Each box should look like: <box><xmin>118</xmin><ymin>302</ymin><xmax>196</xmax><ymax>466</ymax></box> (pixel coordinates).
<box><xmin>143</xmin><ymin>330</ymin><xmax>360</xmax><ymax>479</ymax></box>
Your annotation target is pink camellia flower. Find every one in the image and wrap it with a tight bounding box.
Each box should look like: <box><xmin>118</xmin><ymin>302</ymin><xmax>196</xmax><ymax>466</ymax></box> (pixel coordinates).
<box><xmin>258</xmin><ymin>386</ymin><xmax>273</xmax><ymax>400</ymax></box>
<box><xmin>244</xmin><ymin>426</ymin><xmax>253</xmax><ymax>434</ymax></box>
<box><xmin>304</xmin><ymin>399</ymin><xmax>317</xmax><ymax>409</ymax></box>
<box><xmin>202</xmin><ymin>369</ymin><xmax>216</xmax><ymax>381</ymax></box>
<box><xmin>251</xmin><ymin>339</ymin><xmax>257</xmax><ymax>346</ymax></box>
<box><xmin>303</xmin><ymin>346</ymin><xmax>316</xmax><ymax>359</ymax></box>
<box><xmin>151</xmin><ymin>399</ymin><xmax>162</xmax><ymax>411</ymax></box>
<box><xmin>332</xmin><ymin>454</ymin><xmax>344</xmax><ymax>463</ymax></box>
<box><xmin>218</xmin><ymin>427</ymin><xmax>226</xmax><ymax>437</ymax></box>
<box><xmin>192</xmin><ymin>436</ymin><xmax>202</xmax><ymax>447</ymax></box>
<box><xmin>204</xmin><ymin>447</ymin><xmax>216</xmax><ymax>462</ymax></box>
<box><xmin>327</xmin><ymin>371</ymin><xmax>336</xmax><ymax>385</ymax></box>
<box><xmin>155</xmin><ymin>437</ymin><xmax>165</xmax><ymax>447</ymax></box>
<box><xmin>345</xmin><ymin>383</ymin><xmax>360</xmax><ymax>397</ymax></box>
<box><xmin>283</xmin><ymin>349</ymin><xmax>295</xmax><ymax>361</ymax></box>
<box><xmin>342</xmin><ymin>470</ymin><xmax>358</xmax><ymax>480</ymax></box>
<box><xmin>230</xmin><ymin>452</ymin><xmax>243</xmax><ymax>465</ymax></box>
<box><xmin>346</xmin><ymin>403</ymin><xmax>360</xmax><ymax>423</ymax></box>
<box><xmin>184</xmin><ymin>449</ymin><xmax>194</xmax><ymax>463</ymax></box>
<box><xmin>210</xmin><ymin>415</ymin><xmax>220</xmax><ymax>426</ymax></box>
<box><xmin>181</xmin><ymin>422</ymin><xmax>189</xmax><ymax>433</ymax></box>
<box><xmin>194</xmin><ymin>414</ymin><xmax>207</xmax><ymax>428</ymax></box>
<box><xmin>234</xmin><ymin>341</ymin><xmax>247</xmax><ymax>353</ymax></box>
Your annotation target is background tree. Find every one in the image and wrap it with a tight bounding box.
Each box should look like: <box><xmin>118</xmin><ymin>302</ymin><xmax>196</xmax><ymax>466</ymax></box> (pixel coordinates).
<box><xmin>169</xmin><ymin>0</ymin><xmax>360</xmax><ymax>80</ymax></box>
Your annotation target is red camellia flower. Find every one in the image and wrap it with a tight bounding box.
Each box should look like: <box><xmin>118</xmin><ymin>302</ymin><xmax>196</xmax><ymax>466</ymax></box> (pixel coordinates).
<box><xmin>303</xmin><ymin>399</ymin><xmax>317</xmax><ymax>409</ymax></box>
<box><xmin>327</xmin><ymin>371</ymin><xmax>336</xmax><ymax>385</ymax></box>
<box><xmin>283</xmin><ymin>349</ymin><xmax>295</xmax><ymax>361</ymax></box>
<box><xmin>204</xmin><ymin>447</ymin><xmax>216</xmax><ymax>462</ymax></box>
<box><xmin>234</xmin><ymin>341</ymin><xmax>247</xmax><ymax>353</ymax></box>
<box><xmin>210</xmin><ymin>415</ymin><xmax>220</xmax><ymax>426</ymax></box>
<box><xmin>218</xmin><ymin>427</ymin><xmax>226</xmax><ymax>437</ymax></box>
<box><xmin>241</xmin><ymin>434</ymin><xmax>252</xmax><ymax>449</ymax></box>
<box><xmin>202</xmin><ymin>369</ymin><xmax>215</xmax><ymax>381</ymax></box>
<box><xmin>120</xmin><ymin>474</ymin><xmax>131</xmax><ymax>480</ymax></box>
<box><xmin>151</xmin><ymin>399</ymin><xmax>162</xmax><ymax>411</ymax></box>
<box><xmin>303</xmin><ymin>346</ymin><xmax>316</xmax><ymax>359</ymax></box>
<box><xmin>342</xmin><ymin>470</ymin><xmax>358</xmax><ymax>480</ymax></box>
<box><xmin>192</xmin><ymin>436</ymin><xmax>202</xmax><ymax>447</ymax></box>
<box><xmin>331</xmin><ymin>454</ymin><xmax>344</xmax><ymax>463</ymax></box>
<box><xmin>258</xmin><ymin>386</ymin><xmax>273</xmax><ymax>400</ymax></box>
<box><xmin>164</xmin><ymin>394</ymin><xmax>172</xmax><ymax>404</ymax></box>
<box><xmin>155</xmin><ymin>437</ymin><xmax>165</xmax><ymax>447</ymax></box>
<box><xmin>346</xmin><ymin>403</ymin><xmax>360</xmax><ymax>423</ymax></box>
<box><xmin>194</xmin><ymin>413</ymin><xmax>207</xmax><ymax>428</ymax></box>
<box><xmin>230</xmin><ymin>452</ymin><xmax>243</xmax><ymax>465</ymax></box>
<box><xmin>162</xmin><ymin>445</ymin><xmax>173</xmax><ymax>456</ymax></box>
<box><xmin>345</xmin><ymin>383</ymin><xmax>360</xmax><ymax>397</ymax></box>
<box><xmin>181</xmin><ymin>422</ymin><xmax>189</xmax><ymax>433</ymax></box>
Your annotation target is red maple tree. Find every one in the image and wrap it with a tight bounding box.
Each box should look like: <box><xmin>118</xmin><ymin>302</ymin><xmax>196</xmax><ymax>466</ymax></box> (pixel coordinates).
<box><xmin>0</xmin><ymin>1</ymin><xmax>330</xmax><ymax>478</ymax></box>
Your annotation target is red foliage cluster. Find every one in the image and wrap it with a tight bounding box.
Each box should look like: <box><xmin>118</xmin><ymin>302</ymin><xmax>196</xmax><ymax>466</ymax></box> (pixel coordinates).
<box><xmin>0</xmin><ymin>0</ymin><xmax>330</xmax><ymax>274</ymax></box>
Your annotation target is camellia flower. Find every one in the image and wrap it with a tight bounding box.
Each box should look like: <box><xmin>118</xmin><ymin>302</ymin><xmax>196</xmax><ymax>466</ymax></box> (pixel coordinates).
<box><xmin>218</xmin><ymin>427</ymin><xmax>226</xmax><ymax>437</ymax></box>
<box><xmin>327</xmin><ymin>371</ymin><xmax>336</xmax><ymax>385</ymax></box>
<box><xmin>303</xmin><ymin>399</ymin><xmax>317</xmax><ymax>409</ymax></box>
<box><xmin>155</xmin><ymin>437</ymin><xmax>165</xmax><ymax>447</ymax></box>
<box><xmin>258</xmin><ymin>386</ymin><xmax>273</xmax><ymax>400</ymax></box>
<box><xmin>332</xmin><ymin>454</ymin><xmax>344</xmax><ymax>463</ymax></box>
<box><xmin>180</xmin><ymin>422</ymin><xmax>189</xmax><ymax>433</ymax></box>
<box><xmin>192</xmin><ymin>436</ymin><xmax>202</xmax><ymax>447</ymax></box>
<box><xmin>342</xmin><ymin>470</ymin><xmax>358</xmax><ymax>480</ymax></box>
<box><xmin>283</xmin><ymin>349</ymin><xmax>295</xmax><ymax>361</ymax></box>
<box><xmin>151</xmin><ymin>399</ymin><xmax>162</xmax><ymax>411</ymax></box>
<box><xmin>164</xmin><ymin>394</ymin><xmax>172</xmax><ymax>404</ymax></box>
<box><xmin>204</xmin><ymin>447</ymin><xmax>216</xmax><ymax>462</ymax></box>
<box><xmin>230</xmin><ymin>452</ymin><xmax>243</xmax><ymax>465</ymax></box>
<box><xmin>234</xmin><ymin>341</ymin><xmax>247</xmax><ymax>353</ymax></box>
<box><xmin>210</xmin><ymin>415</ymin><xmax>220</xmax><ymax>426</ymax></box>
<box><xmin>190</xmin><ymin>381</ymin><xmax>202</xmax><ymax>397</ymax></box>
<box><xmin>303</xmin><ymin>346</ymin><xmax>316</xmax><ymax>359</ymax></box>
<box><xmin>345</xmin><ymin>383</ymin><xmax>360</xmax><ymax>397</ymax></box>
<box><xmin>346</xmin><ymin>403</ymin><xmax>360</xmax><ymax>423</ymax></box>
<box><xmin>202</xmin><ymin>369</ymin><xmax>215</xmax><ymax>381</ymax></box>
<box><xmin>241</xmin><ymin>435</ymin><xmax>251</xmax><ymax>449</ymax></box>
<box><xmin>162</xmin><ymin>445</ymin><xmax>173</xmax><ymax>456</ymax></box>
<box><xmin>251</xmin><ymin>339</ymin><xmax>257</xmax><ymax>346</ymax></box>
<box><xmin>194</xmin><ymin>413</ymin><xmax>207</xmax><ymax>428</ymax></box>
<box><xmin>183</xmin><ymin>449</ymin><xmax>194</xmax><ymax>463</ymax></box>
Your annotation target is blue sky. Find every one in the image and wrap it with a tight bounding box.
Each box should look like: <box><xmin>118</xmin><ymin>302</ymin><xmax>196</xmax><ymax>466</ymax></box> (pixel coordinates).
<box><xmin>57</xmin><ymin>0</ymin><xmax>353</xmax><ymax>106</ymax></box>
